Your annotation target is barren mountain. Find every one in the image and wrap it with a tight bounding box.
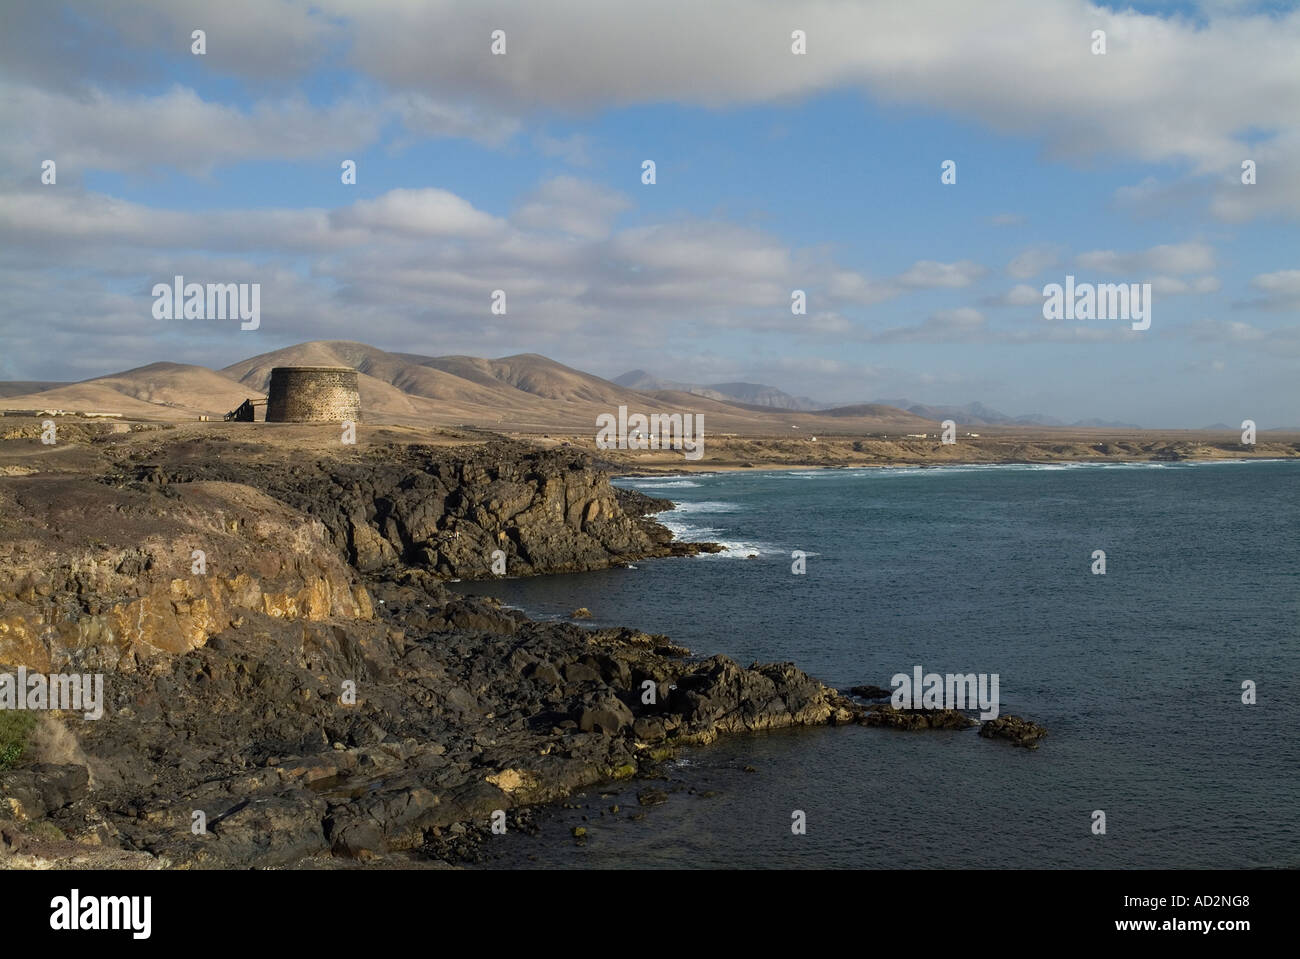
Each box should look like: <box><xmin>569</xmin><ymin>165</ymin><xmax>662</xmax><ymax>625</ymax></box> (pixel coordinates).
<box><xmin>1</xmin><ymin>340</ymin><xmax>936</xmax><ymax>433</ymax></box>
<box><xmin>90</xmin><ymin>362</ymin><xmax>257</xmax><ymax>413</ymax></box>
<box><xmin>614</xmin><ymin>370</ymin><xmax>824</xmax><ymax>410</ymax></box>
<box><xmin>874</xmin><ymin>398</ymin><xmax>1142</xmax><ymax>430</ymax></box>
<box><xmin>0</xmin><ymin>381</ymin><xmax>69</xmax><ymax>398</ymax></box>
<box><xmin>810</xmin><ymin>403</ymin><xmax>943</xmax><ymax>425</ymax></box>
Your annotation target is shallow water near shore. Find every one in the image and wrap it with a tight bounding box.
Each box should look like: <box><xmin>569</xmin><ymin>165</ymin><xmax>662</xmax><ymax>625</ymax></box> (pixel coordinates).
<box><xmin>453</xmin><ymin>460</ymin><xmax>1300</xmax><ymax>868</ymax></box>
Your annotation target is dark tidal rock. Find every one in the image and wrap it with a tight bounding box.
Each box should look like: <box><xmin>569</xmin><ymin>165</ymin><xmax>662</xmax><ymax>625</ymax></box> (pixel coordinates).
<box><xmin>859</xmin><ymin>705</ymin><xmax>978</xmax><ymax>731</ymax></box>
<box><xmin>979</xmin><ymin>714</ymin><xmax>1048</xmax><ymax>749</ymax></box>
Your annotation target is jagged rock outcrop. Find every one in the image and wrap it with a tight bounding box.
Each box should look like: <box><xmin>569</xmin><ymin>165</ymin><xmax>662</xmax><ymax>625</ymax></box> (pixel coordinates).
<box><xmin>0</xmin><ymin>477</ymin><xmax>371</xmax><ymax>673</ymax></box>
<box><xmin>859</xmin><ymin>705</ymin><xmax>978</xmax><ymax>731</ymax></box>
<box><xmin>979</xmin><ymin>714</ymin><xmax>1048</xmax><ymax>749</ymax></box>
<box><xmin>0</xmin><ymin>432</ymin><xmax>843</xmax><ymax>867</ymax></box>
<box><xmin>0</xmin><ymin>764</ymin><xmax>89</xmax><ymax>821</ymax></box>
<box><xmin>0</xmin><ymin>577</ymin><xmax>861</xmax><ymax>867</ymax></box>
<box><xmin>106</xmin><ymin>441</ymin><xmax>715</xmax><ymax>579</ymax></box>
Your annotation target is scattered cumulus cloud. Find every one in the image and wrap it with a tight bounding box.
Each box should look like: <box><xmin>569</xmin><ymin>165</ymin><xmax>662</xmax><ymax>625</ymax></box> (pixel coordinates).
<box><xmin>1075</xmin><ymin>242</ymin><xmax>1216</xmax><ymax>275</ymax></box>
<box><xmin>898</xmin><ymin>260</ymin><xmax>987</xmax><ymax>289</ymax></box>
<box><xmin>511</xmin><ymin>176</ymin><xmax>630</xmax><ymax>239</ymax></box>
<box><xmin>1007</xmin><ymin>246</ymin><xmax>1061</xmax><ymax>279</ymax></box>
<box><xmin>984</xmin><ymin>284</ymin><xmax>1043</xmax><ymax>307</ymax></box>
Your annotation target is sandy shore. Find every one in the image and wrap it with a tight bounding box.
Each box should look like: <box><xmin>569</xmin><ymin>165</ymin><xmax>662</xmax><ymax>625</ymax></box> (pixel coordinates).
<box><xmin>515</xmin><ymin>428</ymin><xmax>1300</xmax><ymax>474</ymax></box>
<box><xmin>3</xmin><ymin>415</ymin><xmax>1295</xmax><ymax>477</ymax></box>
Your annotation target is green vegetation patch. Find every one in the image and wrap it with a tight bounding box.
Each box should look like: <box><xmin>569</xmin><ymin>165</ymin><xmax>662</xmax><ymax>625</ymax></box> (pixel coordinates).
<box><xmin>0</xmin><ymin>711</ymin><xmax>37</xmax><ymax>770</ymax></box>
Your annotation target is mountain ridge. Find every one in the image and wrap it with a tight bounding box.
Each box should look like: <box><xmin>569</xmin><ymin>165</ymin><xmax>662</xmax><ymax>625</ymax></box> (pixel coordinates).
<box><xmin>0</xmin><ymin>340</ymin><xmax>935</xmax><ymax>432</ymax></box>
<box><xmin>614</xmin><ymin>371</ymin><xmax>1144</xmax><ymax>428</ymax></box>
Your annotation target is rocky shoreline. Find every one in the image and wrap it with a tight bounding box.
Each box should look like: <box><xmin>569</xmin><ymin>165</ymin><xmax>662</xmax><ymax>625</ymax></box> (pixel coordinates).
<box><xmin>553</xmin><ymin>429</ymin><xmax>1300</xmax><ymax>474</ymax></box>
<box><xmin>0</xmin><ymin>429</ymin><xmax>1041</xmax><ymax>869</ymax></box>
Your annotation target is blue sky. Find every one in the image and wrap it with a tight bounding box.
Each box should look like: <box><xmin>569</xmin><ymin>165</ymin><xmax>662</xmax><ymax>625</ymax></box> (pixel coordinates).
<box><xmin>1</xmin><ymin>0</ymin><xmax>1297</xmax><ymax>427</ymax></box>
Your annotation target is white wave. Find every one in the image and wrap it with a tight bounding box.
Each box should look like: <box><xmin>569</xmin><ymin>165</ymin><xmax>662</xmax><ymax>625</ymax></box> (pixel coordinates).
<box><xmin>664</xmin><ymin>499</ymin><xmax>740</xmax><ymax>514</ymax></box>
<box><xmin>775</xmin><ymin>468</ymin><xmax>901</xmax><ymax>479</ymax></box>
<box><xmin>623</xmin><ymin>478</ymin><xmax>702</xmax><ymax>489</ymax></box>
<box><xmin>934</xmin><ymin>459</ymin><xmax>1292</xmax><ymax>472</ymax></box>
<box><xmin>770</xmin><ymin>459</ymin><xmax>1294</xmax><ymax>479</ymax></box>
<box><xmin>654</xmin><ymin>514</ymin><xmax>775</xmax><ymax>558</ymax></box>
<box><xmin>706</xmin><ymin>541</ymin><xmax>773</xmax><ymax>557</ymax></box>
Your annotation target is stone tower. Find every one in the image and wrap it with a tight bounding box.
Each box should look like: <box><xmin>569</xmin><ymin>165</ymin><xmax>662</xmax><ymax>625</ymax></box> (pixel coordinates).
<box><xmin>264</xmin><ymin>367</ymin><xmax>361</xmax><ymax>423</ymax></box>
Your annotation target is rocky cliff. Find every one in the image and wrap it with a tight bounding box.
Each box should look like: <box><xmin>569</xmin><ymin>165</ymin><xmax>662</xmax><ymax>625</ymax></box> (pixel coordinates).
<box><xmin>0</xmin><ymin>431</ymin><xmax>851</xmax><ymax>868</ymax></box>
<box><xmin>109</xmin><ymin>440</ymin><xmax>709</xmax><ymax>578</ymax></box>
<box><xmin>0</xmin><ymin>477</ymin><xmax>371</xmax><ymax>674</ymax></box>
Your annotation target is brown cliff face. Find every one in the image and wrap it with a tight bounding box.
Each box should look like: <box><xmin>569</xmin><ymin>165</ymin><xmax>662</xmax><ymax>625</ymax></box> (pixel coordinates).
<box><xmin>0</xmin><ymin>432</ymin><xmax>853</xmax><ymax>869</ymax></box>
<box><xmin>105</xmin><ymin>439</ymin><xmax>713</xmax><ymax>579</ymax></box>
<box><xmin>0</xmin><ymin>477</ymin><xmax>371</xmax><ymax>673</ymax></box>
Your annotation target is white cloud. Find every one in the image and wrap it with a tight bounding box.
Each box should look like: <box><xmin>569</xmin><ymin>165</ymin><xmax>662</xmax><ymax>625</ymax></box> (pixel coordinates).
<box><xmin>928</xmin><ymin>307</ymin><xmax>985</xmax><ymax>330</ymax></box>
<box><xmin>321</xmin><ymin>0</ymin><xmax>1300</xmax><ymax>174</ymax></box>
<box><xmin>534</xmin><ymin>132</ymin><xmax>594</xmax><ymax>167</ymax></box>
<box><xmin>0</xmin><ymin>0</ymin><xmax>339</xmax><ymax>90</ymax></box>
<box><xmin>984</xmin><ymin>284</ymin><xmax>1043</xmax><ymax>306</ymax></box>
<box><xmin>870</xmin><ymin>308</ymin><xmax>986</xmax><ymax>343</ymax></box>
<box><xmin>0</xmin><ymin>183</ymin><xmax>954</xmax><ymax>368</ymax></box>
<box><xmin>1076</xmin><ymin>242</ymin><xmax>1216</xmax><ymax>275</ymax></box>
<box><xmin>511</xmin><ymin>176</ymin><xmax>630</xmax><ymax>239</ymax></box>
<box><xmin>1007</xmin><ymin>246</ymin><xmax>1061</xmax><ymax>279</ymax></box>
<box><xmin>0</xmin><ymin>84</ymin><xmax>387</xmax><ymax>180</ymax></box>
<box><xmin>331</xmin><ymin>189</ymin><xmax>505</xmax><ymax>238</ymax></box>
<box><xmin>5</xmin><ymin>1</ymin><xmax>1295</xmax><ymax>199</ymax></box>
<box><xmin>826</xmin><ymin>271</ymin><xmax>898</xmax><ymax>305</ymax></box>
<box><xmin>1149</xmin><ymin>275</ymin><xmax>1221</xmax><ymax>294</ymax></box>
<box><xmin>1251</xmin><ymin>269</ymin><xmax>1300</xmax><ymax>296</ymax></box>
<box><xmin>1209</xmin><ymin>133</ymin><xmax>1300</xmax><ymax>222</ymax></box>
<box><xmin>1245</xmin><ymin>269</ymin><xmax>1300</xmax><ymax>309</ymax></box>
<box><xmin>389</xmin><ymin>92</ymin><xmax>521</xmax><ymax>146</ymax></box>
<box><xmin>898</xmin><ymin>260</ymin><xmax>987</xmax><ymax>288</ymax></box>
<box><xmin>1179</xmin><ymin>318</ymin><xmax>1300</xmax><ymax>354</ymax></box>
<box><xmin>607</xmin><ymin>222</ymin><xmax>791</xmax><ymax>281</ymax></box>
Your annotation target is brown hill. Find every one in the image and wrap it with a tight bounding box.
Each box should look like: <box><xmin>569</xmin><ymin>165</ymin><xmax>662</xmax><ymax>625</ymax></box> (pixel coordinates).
<box><xmin>420</xmin><ymin>354</ymin><xmax>634</xmax><ymax>405</ymax></box>
<box><xmin>89</xmin><ymin>363</ymin><xmax>258</xmax><ymax>413</ymax></box>
<box><xmin>811</xmin><ymin>403</ymin><xmax>933</xmax><ymax>425</ymax></box>
<box><xmin>0</xmin><ymin>363</ymin><xmax>256</xmax><ymax>420</ymax></box>
<box><xmin>0</xmin><ymin>381</ymin><xmax>70</xmax><ymax>398</ymax></box>
<box><xmin>0</xmin><ymin>383</ymin><xmax>193</xmax><ymax>419</ymax></box>
<box><xmin>2</xmin><ymin>340</ymin><xmax>934</xmax><ymax>433</ymax></box>
<box><xmin>222</xmin><ymin>341</ymin><xmax>397</xmax><ymax>392</ymax></box>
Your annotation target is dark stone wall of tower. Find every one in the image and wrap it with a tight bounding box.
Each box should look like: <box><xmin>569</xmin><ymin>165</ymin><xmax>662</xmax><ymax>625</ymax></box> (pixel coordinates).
<box><xmin>265</xmin><ymin>367</ymin><xmax>361</xmax><ymax>423</ymax></box>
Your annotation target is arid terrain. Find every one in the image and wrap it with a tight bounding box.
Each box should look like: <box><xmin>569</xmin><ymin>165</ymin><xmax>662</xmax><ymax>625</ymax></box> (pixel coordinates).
<box><xmin>0</xmin><ymin>417</ymin><xmax>1057</xmax><ymax>869</ymax></box>
<box><xmin>0</xmin><ymin>342</ymin><xmax>1292</xmax><ymax>869</ymax></box>
<box><xmin>3</xmin><ymin>339</ymin><xmax>1295</xmax><ymax>472</ymax></box>
<box><xmin>0</xmin><ymin>339</ymin><xmax>931</xmax><ymax>433</ymax></box>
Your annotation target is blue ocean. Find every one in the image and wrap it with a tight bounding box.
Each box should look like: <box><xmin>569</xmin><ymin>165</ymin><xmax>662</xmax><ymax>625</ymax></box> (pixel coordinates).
<box><xmin>456</xmin><ymin>461</ymin><xmax>1299</xmax><ymax>868</ymax></box>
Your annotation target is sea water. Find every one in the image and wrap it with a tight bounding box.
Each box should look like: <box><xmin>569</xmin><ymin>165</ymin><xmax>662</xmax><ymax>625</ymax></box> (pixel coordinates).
<box><xmin>454</xmin><ymin>460</ymin><xmax>1299</xmax><ymax>868</ymax></box>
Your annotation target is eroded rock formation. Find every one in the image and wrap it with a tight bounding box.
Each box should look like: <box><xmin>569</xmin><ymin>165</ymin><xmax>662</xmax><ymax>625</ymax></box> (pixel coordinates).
<box><xmin>0</xmin><ymin>434</ymin><xmax>844</xmax><ymax>868</ymax></box>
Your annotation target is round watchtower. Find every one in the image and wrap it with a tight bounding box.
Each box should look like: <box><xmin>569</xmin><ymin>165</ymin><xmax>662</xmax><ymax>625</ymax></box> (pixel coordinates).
<box><xmin>264</xmin><ymin>367</ymin><xmax>361</xmax><ymax>423</ymax></box>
